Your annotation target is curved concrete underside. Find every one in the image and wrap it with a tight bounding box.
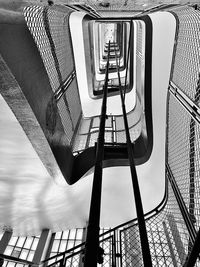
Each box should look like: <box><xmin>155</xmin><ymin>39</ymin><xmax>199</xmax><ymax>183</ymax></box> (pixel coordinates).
<box><xmin>0</xmin><ymin>10</ymin><xmax>175</xmax><ymax>235</ymax></box>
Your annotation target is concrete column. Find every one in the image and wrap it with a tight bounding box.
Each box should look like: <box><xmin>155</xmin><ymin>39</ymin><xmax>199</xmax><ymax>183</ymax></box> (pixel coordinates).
<box><xmin>33</xmin><ymin>229</ymin><xmax>52</xmax><ymax>265</ymax></box>
<box><xmin>0</xmin><ymin>231</ymin><xmax>12</xmax><ymax>254</ymax></box>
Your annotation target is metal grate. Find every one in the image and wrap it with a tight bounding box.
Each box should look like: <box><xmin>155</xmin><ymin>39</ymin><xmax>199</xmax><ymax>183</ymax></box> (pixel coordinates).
<box><xmin>120</xmin><ymin>181</ymin><xmax>190</xmax><ymax>267</ymax></box>
<box><xmin>24</xmin><ymin>5</ymin><xmax>60</xmax><ymax>92</ymax></box>
<box><xmin>171</xmin><ymin>6</ymin><xmax>200</xmax><ymax>106</ymax></box>
<box><xmin>24</xmin><ymin>5</ymin><xmax>81</xmax><ymax>146</ymax></box>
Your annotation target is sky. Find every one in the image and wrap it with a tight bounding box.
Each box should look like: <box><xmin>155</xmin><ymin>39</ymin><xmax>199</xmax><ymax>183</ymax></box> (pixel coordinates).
<box><xmin>0</xmin><ymin>7</ymin><xmax>176</xmax><ymax>235</ymax></box>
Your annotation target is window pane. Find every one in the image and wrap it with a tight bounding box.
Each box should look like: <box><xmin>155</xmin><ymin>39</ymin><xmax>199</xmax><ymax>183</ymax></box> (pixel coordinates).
<box><xmin>68</xmin><ymin>229</ymin><xmax>76</xmax><ymax>240</ymax></box>
<box><xmin>11</xmin><ymin>248</ymin><xmax>20</xmax><ymax>258</ymax></box>
<box><xmin>55</xmin><ymin>232</ymin><xmax>62</xmax><ymax>239</ymax></box>
<box><xmin>7</xmin><ymin>262</ymin><xmax>15</xmax><ymax>267</ymax></box>
<box><xmin>4</xmin><ymin>246</ymin><xmax>13</xmax><ymax>256</ymax></box>
<box><xmin>52</xmin><ymin>240</ymin><xmax>59</xmax><ymax>252</ymax></box>
<box><xmin>74</xmin><ymin>240</ymin><xmax>81</xmax><ymax>246</ymax></box>
<box><xmin>67</xmin><ymin>241</ymin><xmax>74</xmax><ymax>250</ymax></box>
<box><xmin>31</xmin><ymin>239</ymin><xmax>39</xmax><ymax>250</ymax></box>
<box><xmin>24</xmin><ymin>237</ymin><xmax>33</xmax><ymax>249</ymax></box>
<box><xmin>16</xmin><ymin>237</ymin><xmax>26</xmax><ymax>247</ymax></box>
<box><xmin>27</xmin><ymin>250</ymin><xmax>34</xmax><ymax>261</ymax></box>
<box><xmin>76</xmin><ymin>229</ymin><xmax>83</xmax><ymax>240</ymax></box>
<box><xmin>21</xmin><ymin>249</ymin><xmax>29</xmax><ymax>260</ymax></box>
<box><xmin>62</xmin><ymin>231</ymin><xmax>69</xmax><ymax>239</ymax></box>
<box><xmin>59</xmin><ymin>240</ymin><xmax>67</xmax><ymax>252</ymax></box>
<box><xmin>9</xmin><ymin>237</ymin><xmax>18</xmax><ymax>246</ymax></box>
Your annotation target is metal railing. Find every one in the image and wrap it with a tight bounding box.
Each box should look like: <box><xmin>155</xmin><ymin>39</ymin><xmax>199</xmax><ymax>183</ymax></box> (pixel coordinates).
<box><xmin>83</xmin><ymin>41</ymin><xmax>111</xmax><ymax>267</ymax></box>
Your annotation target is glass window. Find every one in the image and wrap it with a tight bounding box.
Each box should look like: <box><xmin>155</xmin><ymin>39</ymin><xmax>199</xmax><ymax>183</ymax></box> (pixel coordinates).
<box><xmin>55</xmin><ymin>232</ymin><xmax>62</xmax><ymax>239</ymax></box>
<box><xmin>24</xmin><ymin>237</ymin><xmax>33</xmax><ymax>249</ymax></box>
<box><xmin>27</xmin><ymin>250</ymin><xmax>34</xmax><ymax>261</ymax></box>
<box><xmin>59</xmin><ymin>240</ymin><xmax>67</xmax><ymax>252</ymax></box>
<box><xmin>69</xmin><ymin>229</ymin><xmax>76</xmax><ymax>240</ymax></box>
<box><xmin>67</xmin><ymin>241</ymin><xmax>74</xmax><ymax>250</ymax></box>
<box><xmin>9</xmin><ymin>236</ymin><xmax>18</xmax><ymax>246</ymax></box>
<box><xmin>74</xmin><ymin>240</ymin><xmax>81</xmax><ymax>246</ymax></box>
<box><xmin>4</xmin><ymin>246</ymin><xmax>13</xmax><ymax>256</ymax></box>
<box><xmin>31</xmin><ymin>238</ymin><xmax>39</xmax><ymax>250</ymax></box>
<box><xmin>52</xmin><ymin>240</ymin><xmax>60</xmax><ymax>252</ymax></box>
<box><xmin>62</xmin><ymin>231</ymin><xmax>69</xmax><ymax>239</ymax></box>
<box><xmin>20</xmin><ymin>249</ymin><xmax>29</xmax><ymax>260</ymax></box>
<box><xmin>16</xmin><ymin>237</ymin><xmax>26</xmax><ymax>247</ymax></box>
<box><xmin>11</xmin><ymin>248</ymin><xmax>20</xmax><ymax>258</ymax></box>
<box><xmin>76</xmin><ymin>229</ymin><xmax>83</xmax><ymax>240</ymax></box>
<box><xmin>7</xmin><ymin>262</ymin><xmax>15</xmax><ymax>267</ymax></box>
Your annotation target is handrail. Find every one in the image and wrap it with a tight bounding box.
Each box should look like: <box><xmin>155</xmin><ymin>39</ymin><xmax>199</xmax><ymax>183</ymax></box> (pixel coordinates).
<box><xmin>0</xmin><ymin>253</ymin><xmax>35</xmax><ymax>266</ymax></box>
<box><xmin>124</xmin><ymin>20</ymin><xmax>133</xmax><ymax>100</ymax></box>
<box><xmin>114</xmin><ymin>45</ymin><xmax>152</xmax><ymax>266</ymax></box>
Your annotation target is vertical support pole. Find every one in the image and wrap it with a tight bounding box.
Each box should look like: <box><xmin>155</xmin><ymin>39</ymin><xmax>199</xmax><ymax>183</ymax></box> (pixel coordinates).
<box><xmin>112</xmin><ymin>232</ymin><xmax>116</xmax><ymax>267</ymax></box>
<box><xmin>84</xmin><ymin>42</ymin><xmax>110</xmax><ymax>267</ymax></box>
<box><xmin>33</xmin><ymin>229</ymin><xmax>52</xmax><ymax>265</ymax></box>
<box><xmin>114</xmin><ymin>46</ymin><xmax>152</xmax><ymax>266</ymax></box>
<box><xmin>124</xmin><ymin>20</ymin><xmax>133</xmax><ymax>100</ymax></box>
<box><xmin>0</xmin><ymin>231</ymin><xmax>12</xmax><ymax>254</ymax></box>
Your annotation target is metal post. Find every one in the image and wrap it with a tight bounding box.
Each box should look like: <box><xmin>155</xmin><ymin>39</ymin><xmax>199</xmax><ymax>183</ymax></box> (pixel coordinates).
<box><xmin>84</xmin><ymin>42</ymin><xmax>111</xmax><ymax>267</ymax></box>
<box><xmin>114</xmin><ymin>47</ymin><xmax>152</xmax><ymax>266</ymax></box>
<box><xmin>124</xmin><ymin>21</ymin><xmax>133</xmax><ymax>100</ymax></box>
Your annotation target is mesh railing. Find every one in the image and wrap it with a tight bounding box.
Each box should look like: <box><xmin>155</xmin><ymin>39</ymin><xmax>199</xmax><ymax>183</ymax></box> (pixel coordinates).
<box><xmin>119</xmin><ymin>5</ymin><xmax>200</xmax><ymax>267</ymax></box>
<box><xmin>24</xmin><ymin>5</ymin><xmax>82</xmax><ymax>147</ymax></box>
<box><xmin>24</xmin><ymin>5</ymin><xmax>74</xmax><ymax>92</ymax></box>
<box><xmin>120</xmin><ymin>181</ymin><xmax>190</xmax><ymax>267</ymax></box>
<box><xmin>171</xmin><ymin>6</ymin><xmax>200</xmax><ymax>105</ymax></box>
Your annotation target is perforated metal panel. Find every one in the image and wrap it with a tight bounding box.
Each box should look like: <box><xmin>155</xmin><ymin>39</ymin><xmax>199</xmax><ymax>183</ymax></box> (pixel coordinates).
<box><xmin>120</xmin><ymin>181</ymin><xmax>190</xmax><ymax>267</ymax></box>
<box><xmin>171</xmin><ymin>6</ymin><xmax>200</xmax><ymax>106</ymax></box>
<box><xmin>24</xmin><ymin>5</ymin><xmax>60</xmax><ymax>92</ymax></box>
<box><xmin>24</xmin><ymin>5</ymin><xmax>81</xmax><ymax>147</ymax></box>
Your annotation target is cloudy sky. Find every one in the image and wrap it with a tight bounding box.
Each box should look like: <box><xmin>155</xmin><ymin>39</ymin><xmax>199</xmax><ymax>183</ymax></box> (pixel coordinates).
<box><xmin>0</xmin><ymin>7</ymin><xmax>175</xmax><ymax>235</ymax></box>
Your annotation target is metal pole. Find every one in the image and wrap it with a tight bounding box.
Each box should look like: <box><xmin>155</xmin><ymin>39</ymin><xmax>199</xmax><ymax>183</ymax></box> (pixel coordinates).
<box><xmin>84</xmin><ymin>42</ymin><xmax>111</xmax><ymax>267</ymax></box>
<box><xmin>124</xmin><ymin>20</ymin><xmax>133</xmax><ymax>100</ymax></box>
<box><xmin>114</xmin><ymin>47</ymin><xmax>152</xmax><ymax>266</ymax></box>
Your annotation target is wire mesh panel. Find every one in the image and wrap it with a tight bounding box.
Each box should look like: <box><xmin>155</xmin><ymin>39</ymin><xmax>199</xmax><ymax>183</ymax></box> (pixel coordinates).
<box><xmin>24</xmin><ymin>5</ymin><xmax>82</xmax><ymax>147</ymax></box>
<box><xmin>167</xmin><ymin>6</ymin><xmax>200</xmax><ymax>233</ymax></box>
<box><xmin>171</xmin><ymin>6</ymin><xmax>200</xmax><ymax>106</ymax></box>
<box><xmin>120</xmin><ymin>224</ymin><xmax>143</xmax><ymax>266</ymax></box>
<box><xmin>24</xmin><ymin>5</ymin><xmax>74</xmax><ymax>92</ymax></box>
<box><xmin>120</xmin><ymin>181</ymin><xmax>191</xmax><ymax>267</ymax></box>
<box><xmin>167</xmin><ymin>93</ymin><xmax>200</xmax><ymax>231</ymax></box>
